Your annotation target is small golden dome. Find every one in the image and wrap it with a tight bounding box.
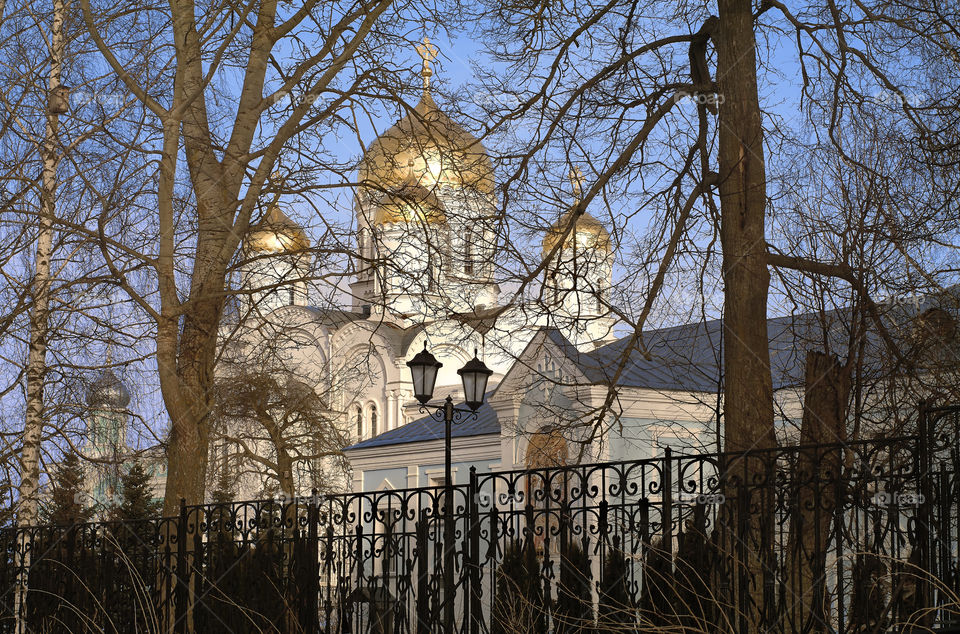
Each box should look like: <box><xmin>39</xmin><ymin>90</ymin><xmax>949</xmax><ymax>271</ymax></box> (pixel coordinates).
<box><xmin>358</xmin><ymin>91</ymin><xmax>495</xmax><ymax>204</ymax></box>
<box><xmin>372</xmin><ymin>180</ymin><xmax>447</xmax><ymax>226</ymax></box>
<box><xmin>542</xmin><ymin>208</ymin><xmax>612</xmax><ymax>256</ymax></box>
<box><xmin>246</xmin><ymin>206</ymin><xmax>310</xmax><ymax>254</ymax></box>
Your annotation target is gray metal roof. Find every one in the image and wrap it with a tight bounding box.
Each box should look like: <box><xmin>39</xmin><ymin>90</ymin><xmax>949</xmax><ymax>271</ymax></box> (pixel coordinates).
<box><xmin>344</xmin><ymin>400</ymin><xmax>499</xmax><ymax>451</ymax></box>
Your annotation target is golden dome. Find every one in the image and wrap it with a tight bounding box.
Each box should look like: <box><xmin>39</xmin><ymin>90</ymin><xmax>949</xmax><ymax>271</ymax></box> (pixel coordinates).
<box><xmin>246</xmin><ymin>205</ymin><xmax>310</xmax><ymax>254</ymax></box>
<box><xmin>542</xmin><ymin>208</ymin><xmax>612</xmax><ymax>256</ymax></box>
<box><xmin>358</xmin><ymin>91</ymin><xmax>495</xmax><ymax>206</ymax></box>
<box><xmin>372</xmin><ymin>179</ymin><xmax>447</xmax><ymax>225</ymax></box>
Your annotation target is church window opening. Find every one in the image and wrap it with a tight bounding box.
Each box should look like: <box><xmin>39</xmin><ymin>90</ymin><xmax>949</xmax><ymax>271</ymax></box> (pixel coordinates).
<box><xmin>369</xmin><ymin>403</ymin><xmax>378</xmax><ymax>437</ymax></box>
<box><xmin>464</xmin><ymin>232</ymin><xmax>474</xmax><ymax>275</ymax></box>
<box><xmin>525</xmin><ymin>427</ymin><xmax>569</xmax><ymax>554</ymax></box>
<box><xmin>354</xmin><ymin>404</ymin><xmax>363</xmax><ymax>439</ymax></box>
<box><xmin>427</xmin><ymin>250</ymin><xmax>437</xmax><ymax>292</ymax></box>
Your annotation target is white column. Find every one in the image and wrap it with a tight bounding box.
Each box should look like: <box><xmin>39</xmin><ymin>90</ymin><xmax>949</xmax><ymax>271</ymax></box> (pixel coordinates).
<box><xmin>387</xmin><ymin>389</ymin><xmax>398</xmax><ymax>430</ymax></box>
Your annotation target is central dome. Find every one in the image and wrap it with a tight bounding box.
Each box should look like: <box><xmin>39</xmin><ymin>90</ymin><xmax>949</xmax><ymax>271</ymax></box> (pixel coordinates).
<box><xmin>87</xmin><ymin>370</ymin><xmax>131</xmax><ymax>409</ymax></box>
<box><xmin>372</xmin><ymin>178</ymin><xmax>447</xmax><ymax>226</ymax></box>
<box><xmin>358</xmin><ymin>91</ymin><xmax>495</xmax><ymax>202</ymax></box>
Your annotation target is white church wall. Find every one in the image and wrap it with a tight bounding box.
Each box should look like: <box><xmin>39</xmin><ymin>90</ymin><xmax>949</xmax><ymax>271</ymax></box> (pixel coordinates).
<box><xmin>363</xmin><ymin>467</ymin><xmax>408</xmax><ymax>491</ymax></box>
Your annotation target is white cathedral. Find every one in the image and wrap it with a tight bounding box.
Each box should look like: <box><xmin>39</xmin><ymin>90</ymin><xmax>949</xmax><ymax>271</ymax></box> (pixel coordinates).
<box><xmin>80</xmin><ymin>45</ymin><xmax>817</xmax><ymax>507</ymax></box>
<box><xmin>69</xmin><ymin>43</ymin><xmax>956</xmax><ymax>515</ymax></box>
<box><xmin>212</xmin><ymin>46</ymin><xmax>731</xmax><ymax>501</ymax></box>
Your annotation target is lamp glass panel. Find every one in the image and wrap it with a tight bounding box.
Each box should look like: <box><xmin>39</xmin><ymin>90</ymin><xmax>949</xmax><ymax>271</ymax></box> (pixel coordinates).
<box><xmin>411</xmin><ymin>364</ymin><xmax>425</xmax><ymax>397</ymax></box>
<box><xmin>461</xmin><ymin>371</ymin><xmax>477</xmax><ymax>405</ymax></box>
<box><xmin>422</xmin><ymin>363</ymin><xmax>439</xmax><ymax>402</ymax></box>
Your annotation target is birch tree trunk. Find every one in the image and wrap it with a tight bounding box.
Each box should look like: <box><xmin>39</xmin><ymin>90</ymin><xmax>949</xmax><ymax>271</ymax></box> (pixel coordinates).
<box><xmin>19</xmin><ymin>0</ymin><xmax>67</xmax><ymax>531</ymax></box>
<box><xmin>16</xmin><ymin>1</ymin><xmax>67</xmax><ymax>630</ymax></box>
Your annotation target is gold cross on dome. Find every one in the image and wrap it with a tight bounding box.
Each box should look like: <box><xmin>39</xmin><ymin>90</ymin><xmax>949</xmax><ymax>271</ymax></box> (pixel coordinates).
<box><xmin>415</xmin><ymin>36</ymin><xmax>439</xmax><ymax>90</ymax></box>
<box><xmin>569</xmin><ymin>166</ymin><xmax>584</xmax><ymax>201</ymax></box>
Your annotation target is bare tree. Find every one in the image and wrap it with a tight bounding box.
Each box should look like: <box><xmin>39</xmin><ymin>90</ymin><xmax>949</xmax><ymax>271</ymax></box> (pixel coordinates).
<box><xmin>18</xmin><ymin>0</ymin><xmax>67</xmax><ymax>530</ymax></box>
<box><xmin>75</xmin><ymin>0</ymin><xmax>458</xmax><ymax>510</ymax></box>
<box><xmin>211</xmin><ymin>369</ymin><xmax>350</xmax><ymax>499</ymax></box>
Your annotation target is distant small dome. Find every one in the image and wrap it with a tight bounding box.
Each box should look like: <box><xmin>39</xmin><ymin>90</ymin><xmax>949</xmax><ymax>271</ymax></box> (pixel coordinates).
<box><xmin>246</xmin><ymin>206</ymin><xmax>310</xmax><ymax>254</ymax></box>
<box><xmin>542</xmin><ymin>208</ymin><xmax>611</xmax><ymax>257</ymax></box>
<box><xmin>87</xmin><ymin>370</ymin><xmax>131</xmax><ymax>409</ymax></box>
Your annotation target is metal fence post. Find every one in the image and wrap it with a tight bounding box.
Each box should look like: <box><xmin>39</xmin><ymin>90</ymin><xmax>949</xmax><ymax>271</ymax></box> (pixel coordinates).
<box><xmin>416</xmin><ymin>508</ymin><xmax>429</xmax><ymax>634</ymax></box>
<box><xmin>662</xmin><ymin>446</ymin><xmax>673</xmax><ymax>569</ymax></box>
<box><xmin>175</xmin><ymin>498</ymin><xmax>188</xmax><ymax>634</ymax></box>
<box><xmin>918</xmin><ymin>402</ymin><xmax>932</xmax><ymax>618</ymax></box>
<box><xmin>468</xmin><ymin>467</ymin><xmax>480</xmax><ymax>634</ymax></box>
<box><xmin>304</xmin><ymin>490</ymin><xmax>320</xmax><ymax>634</ymax></box>
<box><xmin>737</xmin><ymin>481</ymin><xmax>749</xmax><ymax>634</ymax></box>
<box><xmin>13</xmin><ymin>525</ymin><xmax>30</xmax><ymax>634</ymax></box>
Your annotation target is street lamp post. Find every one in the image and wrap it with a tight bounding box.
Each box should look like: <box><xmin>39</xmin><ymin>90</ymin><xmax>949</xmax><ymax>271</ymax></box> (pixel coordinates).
<box><xmin>407</xmin><ymin>344</ymin><xmax>492</xmax><ymax>632</ymax></box>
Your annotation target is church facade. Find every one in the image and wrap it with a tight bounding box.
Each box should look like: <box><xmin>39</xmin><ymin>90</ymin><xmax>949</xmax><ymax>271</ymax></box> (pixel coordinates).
<box><xmin>212</xmin><ymin>49</ymin><xmax>659</xmax><ymax>500</ymax></box>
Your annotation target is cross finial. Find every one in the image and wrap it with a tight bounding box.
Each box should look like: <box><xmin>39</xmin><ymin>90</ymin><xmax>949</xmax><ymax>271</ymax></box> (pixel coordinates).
<box><xmin>415</xmin><ymin>36</ymin><xmax>439</xmax><ymax>92</ymax></box>
<box><xmin>569</xmin><ymin>166</ymin><xmax>584</xmax><ymax>201</ymax></box>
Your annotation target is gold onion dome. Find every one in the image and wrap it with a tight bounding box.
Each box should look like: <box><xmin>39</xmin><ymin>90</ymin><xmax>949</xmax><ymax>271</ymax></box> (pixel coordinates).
<box><xmin>358</xmin><ymin>38</ymin><xmax>495</xmax><ymax>227</ymax></box>
<box><xmin>543</xmin><ymin>167</ymin><xmax>612</xmax><ymax>256</ymax></box>
<box><xmin>246</xmin><ymin>205</ymin><xmax>310</xmax><ymax>254</ymax></box>
<box><xmin>542</xmin><ymin>208</ymin><xmax>612</xmax><ymax>256</ymax></box>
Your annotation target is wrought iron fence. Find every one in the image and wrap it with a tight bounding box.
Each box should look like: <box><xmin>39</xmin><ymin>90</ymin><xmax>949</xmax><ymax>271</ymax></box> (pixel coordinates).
<box><xmin>1</xmin><ymin>405</ymin><xmax>959</xmax><ymax>633</ymax></box>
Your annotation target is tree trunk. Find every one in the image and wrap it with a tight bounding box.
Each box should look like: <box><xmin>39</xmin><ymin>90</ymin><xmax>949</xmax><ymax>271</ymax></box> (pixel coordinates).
<box><xmin>160</xmin><ymin>309</ymin><xmax>221</xmax><ymax>514</ymax></box>
<box><xmin>787</xmin><ymin>351</ymin><xmax>851</xmax><ymax>632</ymax></box>
<box><xmin>715</xmin><ymin>0</ymin><xmax>776</xmax><ymax>455</ymax></box>
<box><xmin>16</xmin><ymin>3</ymin><xmax>66</xmax><ymax>630</ymax></box>
<box><xmin>19</xmin><ymin>0</ymin><xmax>67</xmax><ymax>530</ymax></box>
<box><xmin>715</xmin><ymin>1</ymin><xmax>777</xmax><ymax>630</ymax></box>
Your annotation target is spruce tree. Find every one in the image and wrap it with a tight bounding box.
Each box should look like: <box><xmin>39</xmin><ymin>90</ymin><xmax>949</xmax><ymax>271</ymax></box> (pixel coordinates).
<box><xmin>491</xmin><ymin>539</ymin><xmax>546</xmax><ymax>634</ymax></box>
<box><xmin>45</xmin><ymin>451</ymin><xmax>93</xmax><ymax>525</ymax></box>
<box><xmin>638</xmin><ymin>538</ymin><xmax>676</xmax><ymax>627</ymax></box>
<box><xmin>598</xmin><ymin>539</ymin><xmax>636</xmax><ymax>633</ymax></box>
<box><xmin>210</xmin><ymin>464</ymin><xmax>235</xmax><ymax>506</ymax></box>
<box><xmin>112</xmin><ymin>459</ymin><xmax>162</xmax><ymax>522</ymax></box>
<box><xmin>0</xmin><ymin>477</ymin><xmax>15</xmax><ymax>527</ymax></box>
<box><xmin>554</xmin><ymin>541</ymin><xmax>593</xmax><ymax>634</ymax></box>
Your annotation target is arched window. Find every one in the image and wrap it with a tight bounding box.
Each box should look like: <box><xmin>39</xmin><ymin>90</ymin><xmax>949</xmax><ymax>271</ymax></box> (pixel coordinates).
<box><xmin>525</xmin><ymin>427</ymin><xmax>569</xmax><ymax>469</ymax></box>
<box><xmin>369</xmin><ymin>404</ymin><xmax>379</xmax><ymax>437</ymax></box>
<box><xmin>596</xmin><ymin>278</ymin><xmax>604</xmax><ymax>313</ymax></box>
<box><xmin>425</xmin><ymin>245</ymin><xmax>436</xmax><ymax>292</ymax></box>
<box><xmin>463</xmin><ymin>232</ymin><xmax>474</xmax><ymax>275</ymax></box>
<box><xmin>354</xmin><ymin>404</ymin><xmax>363</xmax><ymax>439</ymax></box>
<box><xmin>525</xmin><ymin>427</ymin><xmax>569</xmax><ymax>554</ymax></box>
